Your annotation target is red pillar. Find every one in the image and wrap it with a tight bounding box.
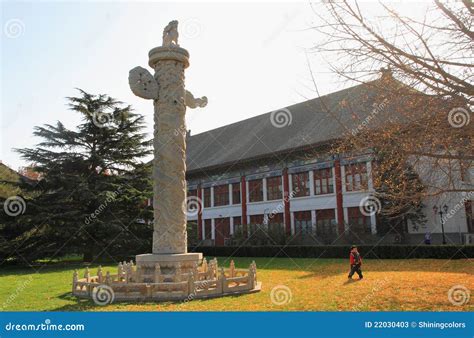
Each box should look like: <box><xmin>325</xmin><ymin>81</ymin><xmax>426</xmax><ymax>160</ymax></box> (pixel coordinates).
<box><xmin>283</xmin><ymin>168</ymin><xmax>291</xmax><ymax>236</ymax></box>
<box><xmin>197</xmin><ymin>184</ymin><xmax>203</xmax><ymax>240</ymax></box>
<box><xmin>334</xmin><ymin>159</ymin><xmax>345</xmax><ymax>235</ymax></box>
<box><xmin>241</xmin><ymin>176</ymin><xmax>248</xmax><ymax>237</ymax></box>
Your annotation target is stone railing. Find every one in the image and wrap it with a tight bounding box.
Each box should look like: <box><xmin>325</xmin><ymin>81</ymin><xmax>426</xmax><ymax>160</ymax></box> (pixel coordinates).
<box><xmin>72</xmin><ymin>259</ymin><xmax>260</xmax><ymax>302</ymax></box>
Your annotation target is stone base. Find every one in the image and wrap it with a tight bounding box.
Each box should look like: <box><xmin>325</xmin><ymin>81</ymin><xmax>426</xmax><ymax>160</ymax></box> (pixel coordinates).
<box><xmin>136</xmin><ymin>252</ymin><xmax>202</xmax><ymax>264</ymax></box>
<box><xmin>72</xmin><ymin>257</ymin><xmax>261</xmax><ymax>304</ymax></box>
<box><xmin>135</xmin><ymin>253</ymin><xmax>202</xmax><ymax>283</ymax></box>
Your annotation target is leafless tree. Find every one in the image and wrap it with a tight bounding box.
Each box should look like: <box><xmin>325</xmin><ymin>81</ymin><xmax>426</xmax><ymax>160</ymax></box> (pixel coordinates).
<box><xmin>308</xmin><ymin>0</ymin><xmax>473</xmax><ymax>216</ymax></box>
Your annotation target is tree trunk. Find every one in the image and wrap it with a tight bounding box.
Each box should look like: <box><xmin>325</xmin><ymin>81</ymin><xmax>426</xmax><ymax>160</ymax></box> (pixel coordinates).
<box><xmin>83</xmin><ymin>251</ymin><xmax>94</xmax><ymax>263</ymax></box>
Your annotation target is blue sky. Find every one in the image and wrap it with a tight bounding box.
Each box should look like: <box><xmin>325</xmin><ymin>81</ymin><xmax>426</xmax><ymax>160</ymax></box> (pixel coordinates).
<box><xmin>1</xmin><ymin>1</ymin><xmax>429</xmax><ymax>170</ymax></box>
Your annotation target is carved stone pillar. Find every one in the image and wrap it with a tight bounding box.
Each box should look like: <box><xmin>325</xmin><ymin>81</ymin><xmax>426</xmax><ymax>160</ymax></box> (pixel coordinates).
<box><xmin>129</xmin><ymin>21</ymin><xmax>207</xmax><ymax>280</ymax></box>
<box><xmin>149</xmin><ymin>46</ymin><xmax>189</xmax><ymax>254</ymax></box>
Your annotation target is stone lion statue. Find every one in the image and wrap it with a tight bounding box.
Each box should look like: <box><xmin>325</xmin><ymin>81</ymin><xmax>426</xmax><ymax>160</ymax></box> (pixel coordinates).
<box><xmin>162</xmin><ymin>20</ymin><xmax>179</xmax><ymax>47</ymax></box>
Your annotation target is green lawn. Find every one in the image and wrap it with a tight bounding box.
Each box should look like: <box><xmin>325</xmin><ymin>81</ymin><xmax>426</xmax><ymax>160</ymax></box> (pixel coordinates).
<box><xmin>0</xmin><ymin>257</ymin><xmax>472</xmax><ymax>311</ymax></box>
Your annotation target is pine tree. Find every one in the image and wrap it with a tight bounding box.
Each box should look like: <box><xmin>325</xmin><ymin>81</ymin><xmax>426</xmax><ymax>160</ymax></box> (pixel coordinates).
<box><xmin>374</xmin><ymin>146</ymin><xmax>427</xmax><ymax>241</ymax></box>
<box><xmin>0</xmin><ymin>90</ymin><xmax>153</xmax><ymax>263</ymax></box>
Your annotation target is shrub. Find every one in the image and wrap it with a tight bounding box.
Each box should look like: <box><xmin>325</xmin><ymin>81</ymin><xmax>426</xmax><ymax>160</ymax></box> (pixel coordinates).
<box><xmin>188</xmin><ymin>245</ymin><xmax>473</xmax><ymax>259</ymax></box>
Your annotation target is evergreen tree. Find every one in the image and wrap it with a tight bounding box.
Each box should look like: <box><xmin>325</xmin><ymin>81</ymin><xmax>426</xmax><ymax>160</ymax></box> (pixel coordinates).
<box><xmin>374</xmin><ymin>146</ymin><xmax>427</xmax><ymax>241</ymax></box>
<box><xmin>0</xmin><ymin>90</ymin><xmax>153</xmax><ymax>263</ymax></box>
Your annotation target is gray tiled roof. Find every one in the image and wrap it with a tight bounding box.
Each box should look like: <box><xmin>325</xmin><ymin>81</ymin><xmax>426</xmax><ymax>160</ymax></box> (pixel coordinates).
<box><xmin>186</xmin><ymin>79</ymin><xmax>389</xmax><ymax>172</ymax></box>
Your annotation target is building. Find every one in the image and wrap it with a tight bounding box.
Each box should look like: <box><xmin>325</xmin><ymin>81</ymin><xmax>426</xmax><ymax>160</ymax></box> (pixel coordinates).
<box><xmin>183</xmin><ymin>76</ymin><xmax>473</xmax><ymax>246</ymax></box>
<box><xmin>0</xmin><ymin>161</ymin><xmax>38</xmax><ymax>199</ymax></box>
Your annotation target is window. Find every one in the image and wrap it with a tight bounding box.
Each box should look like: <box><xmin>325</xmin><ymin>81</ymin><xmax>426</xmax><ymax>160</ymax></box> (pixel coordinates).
<box><xmin>186</xmin><ymin>221</ymin><xmax>199</xmax><ymax>245</ymax></box>
<box><xmin>266</xmin><ymin>176</ymin><xmax>282</xmax><ymax>201</ymax></box>
<box><xmin>249</xmin><ymin>214</ymin><xmax>264</xmax><ymax>236</ymax></box>
<box><xmin>294</xmin><ymin>211</ymin><xmax>313</xmax><ymax>236</ymax></box>
<box><xmin>213</xmin><ymin>184</ymin><xmax>229</xmax><ymax>206</ymax></box>
<box><xmin>348</xmin><ymin>207</ymin><xmax>371</xmax><ymax>234</ymax></box>
<box><xmin>187</xmin><ymin>189</ymin><xmax>198</xmax><ymax>212</ymax></box>
<box><xmin>215</xmin><ymin>217</ymin><xmax>230</xmax><ymax>246</ymax></box>
<box><xmin>314</xmin><ymin>168</ymin><xmax>334</xmax><ymax>195</ymax></box>
<box><xmin>204</xmin><ymin>219</ymin><xmax>212</xmax><ymax>239</ymax></box>
<box><xmin>233</xmin><ymin>216</ymin><xmax>242</xmax><ymax>235</ymax></box>
<box><xmin>232</xmin><ymin>183</ymin><xmax>241</xmax><ymax>204</ymax></box>
<box><xmin>267</xmin><ymin>212</ymin><xmax>284</xmax><ymax>232</ymax></box>
<box><xmin>248</xmin><ymin>179</ymin><xmax>263</xmax><ymax>202</ymax></box>
<box><xmin>316</xmin><ymin>209</ymin><xmax>337</xmax><ymax>237</ymax></box>
<box><xmin>203</xmin><ymin>187</ymin><xmax>211</xmax><ymax>208</ymax></box>
<box><xmin>292</xmin><ymin>172</ymin><xmax>310</xmax><ymax>197</ymax></box>
<box><xmin>345</xmin><ymin>162</ymin><xmax>368</xmax><ymax>192</ymax></box>
<box><xmin>249</xmin><ymin>214</ymin><xmax>264</xmax><ymax>225</ymax></box>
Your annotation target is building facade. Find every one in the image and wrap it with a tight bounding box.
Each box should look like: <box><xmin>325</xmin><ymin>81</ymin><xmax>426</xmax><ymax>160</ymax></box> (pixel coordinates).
<box><xmin>182</xmin><ymin>78</ymin><xmax>473</xmax><ymax>246</ymax></box>
<box><xmin>186</xmin><ymin>155</ymin><xmax>379</xmax><ymax>246</ymax></box>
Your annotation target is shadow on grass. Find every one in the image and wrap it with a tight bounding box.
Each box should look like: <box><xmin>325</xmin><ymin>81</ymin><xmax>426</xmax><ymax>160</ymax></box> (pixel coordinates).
<box><xmin>296</xmin><ymin>258</ymin><xmax>473</xmax><ymax>280</ymax></box>
<box><xmin>1</xmin><ymin>257</ymin><xmax>472</xmax><ymax>279</ymax></box>
<box><xmin>52</xmin><ymin>291</ymin><xmax>249</xmax><ymax>311</ymax></box>
<box><xmin>343</xmin><ymin>278</ymin><xmax>363</xmax><ymax>286</ymax></box>
<box><xmin>0</xmin><ymin>263</ymin><xmax>115</xmax><ymax>277</ymax></box>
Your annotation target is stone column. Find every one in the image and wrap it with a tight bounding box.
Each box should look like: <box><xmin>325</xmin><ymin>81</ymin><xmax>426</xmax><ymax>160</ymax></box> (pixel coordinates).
<box><xmin>148</xmin><ymin>46</ymin><xmax>190</xmax><ymax>254</ymax></box>
<box><xmin>130</xmin><ymin>21</ymin><xmax>207</xmax><ymax>279</ymax></box>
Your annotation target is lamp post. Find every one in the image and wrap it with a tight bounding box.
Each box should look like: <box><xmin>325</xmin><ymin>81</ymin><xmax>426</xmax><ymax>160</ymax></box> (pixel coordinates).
<box><xmin>433</xmin><ymin>204</ymin><xmax>449</xmax><ymax>245</ymax></box>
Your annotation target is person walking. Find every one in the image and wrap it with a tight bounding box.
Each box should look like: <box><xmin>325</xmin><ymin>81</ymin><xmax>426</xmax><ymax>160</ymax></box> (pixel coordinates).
<box><xmin>348</xmin><ymin>245</ymin><xmax>363</xmax><ymax>280</ymax></box>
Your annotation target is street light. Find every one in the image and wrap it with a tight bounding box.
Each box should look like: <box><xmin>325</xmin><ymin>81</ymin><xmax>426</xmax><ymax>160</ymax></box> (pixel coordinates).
<box><xmin>433</xmin><ymin>204</ymin><xmax>449</xmax><ymax>244</ymax></box>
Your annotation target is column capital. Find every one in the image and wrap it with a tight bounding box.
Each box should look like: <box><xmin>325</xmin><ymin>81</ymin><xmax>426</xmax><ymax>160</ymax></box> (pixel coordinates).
<box><xmin>148</xmin><ymin>46</ymin><xmax>190</xmax><ymax>68</ymax></box>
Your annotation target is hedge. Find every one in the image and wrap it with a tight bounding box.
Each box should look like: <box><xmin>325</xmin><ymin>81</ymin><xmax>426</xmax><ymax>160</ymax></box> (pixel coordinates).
<box><xmin>188</xmin><ymin>245</ymin><xmax>473</xmax><ymax>259</ymax></box>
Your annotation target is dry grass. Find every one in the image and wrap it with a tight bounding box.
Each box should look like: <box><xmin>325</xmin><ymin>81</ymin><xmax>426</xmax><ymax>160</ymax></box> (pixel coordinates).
<box><xmin>0</xmin><ymin>257</ymin><xmax>472</xmax><ymax>311</ymax></box>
